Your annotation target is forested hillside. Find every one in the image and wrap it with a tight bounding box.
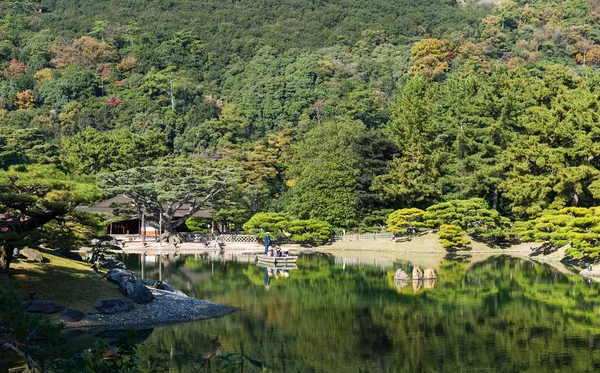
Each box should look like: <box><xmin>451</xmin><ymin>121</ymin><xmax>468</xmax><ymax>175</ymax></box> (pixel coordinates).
<box><xmin>4</xmin><ymin>0</ymin><xmax>600</xmax><ymax>258</ymax></box>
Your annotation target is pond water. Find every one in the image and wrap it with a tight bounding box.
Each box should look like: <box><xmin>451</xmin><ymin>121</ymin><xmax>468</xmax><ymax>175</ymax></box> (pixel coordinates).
<box><xmin>120</xmin><ymin>253</ymin><xmax>600</xmax><ymax>372</ymax></box>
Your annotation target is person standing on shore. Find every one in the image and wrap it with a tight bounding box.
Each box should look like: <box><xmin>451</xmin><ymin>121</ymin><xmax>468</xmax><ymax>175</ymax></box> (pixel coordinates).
<box><xmin>264</xmin><ymin>232</ymin><xmax>271</xmax><ymax>255</ymax></box>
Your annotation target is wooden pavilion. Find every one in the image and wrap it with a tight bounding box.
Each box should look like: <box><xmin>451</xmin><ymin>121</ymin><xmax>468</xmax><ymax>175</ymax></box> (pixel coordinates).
<box><xmin>75</xmin><ymin>195</ymin><xmax>212</xmax><ymax>236</ymax></box>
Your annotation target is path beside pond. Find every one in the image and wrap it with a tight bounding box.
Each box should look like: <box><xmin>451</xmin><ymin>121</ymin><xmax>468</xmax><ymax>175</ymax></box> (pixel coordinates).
<box><xmin>112</xmin><ymin>231</ymin><xmax>532</xmax><ymax>255</ymax></box>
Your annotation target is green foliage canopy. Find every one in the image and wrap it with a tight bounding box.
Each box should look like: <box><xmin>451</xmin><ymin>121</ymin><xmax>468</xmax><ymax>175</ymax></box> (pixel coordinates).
<box><xmin>61</xmin><ymin>127</ymin><xmax>168</xmax><ymax>175</ymax></box>
<box><xmin>97</xmin><ymin>159</ymin><xmax>239</xmax><ymax>239</ymax></box>
<box><xmin>0</xmin><ymin>164</ymin><xmax>100</xmax><ymax>273</ymax></box>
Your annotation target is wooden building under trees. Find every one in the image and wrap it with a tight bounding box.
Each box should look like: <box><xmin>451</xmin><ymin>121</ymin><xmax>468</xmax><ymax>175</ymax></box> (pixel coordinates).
<box><xmin>76</xmin><ymin>195</ymin><xmax>212</xmax><ymax>236</ymax></box>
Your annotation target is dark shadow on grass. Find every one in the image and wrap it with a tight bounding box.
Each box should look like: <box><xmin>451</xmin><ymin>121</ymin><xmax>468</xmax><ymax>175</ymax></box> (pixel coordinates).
<box><xmin>9</xmin><ymin>250</ymin><xmax>124</xmax><ymax>312</ymax></box>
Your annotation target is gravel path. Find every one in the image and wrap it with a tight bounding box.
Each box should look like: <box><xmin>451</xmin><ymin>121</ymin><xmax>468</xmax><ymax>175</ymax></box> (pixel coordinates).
<box><xmin>64</xmin><ymin>289</ymin><xmax>235</xmax><ymax>330</ymax></box>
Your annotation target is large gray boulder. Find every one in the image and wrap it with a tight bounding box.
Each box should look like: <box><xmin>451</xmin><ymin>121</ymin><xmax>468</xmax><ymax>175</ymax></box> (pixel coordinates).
<box><xmin>393</xmin><ymin>269</ymin><xmax>410</xmax><ymax>281</ymax></box>
<box><xmin>21</xmin><ymin>248</ymin><xmax>44</xmax><ymax>262</ymax></box>
<box><xmin>154</xmin><ymin>280</ymin><xmax>176</xmax><ymax>292</ymax></box>
<box><xmin>119</xmin><ymin>282</ymin><xmax>154</xmax><ymax>304</ymax></box>
<box><xmin>27</xmin><ymin>300</ymin><xmax>64</xmax><ymax>314</ymax></box>
<box><xmin>94</xmin><ymin>299</ymin><xmax>134</xmax><ymax>314</ymax></box>
<box><xmin>100</xmin><ymin>258</ymin><xmax>127</xmax><ymax>270</ymax></box>
<box><xmin>423</xmin><ymin>268</ymin><xmax>437</xmax><ymax>279</ymax></box>
<box><xmin>60</xmin><ymin>308</ymin><xmax>86</xmax><ymax>322</ymax></box>
<box><xmin>154</xmin><ymin>280</ymin><xmax>187</xmax><ymax>297</ymax></box>
<box><xmin>412</xmin><ymin>266</ymin><xmax>423</xmax><ymax>280</ymax></box>
<box><xmin>105</xmin><ymin>268</ymin><xmax>136</xmax><ymax>284</ymax></box>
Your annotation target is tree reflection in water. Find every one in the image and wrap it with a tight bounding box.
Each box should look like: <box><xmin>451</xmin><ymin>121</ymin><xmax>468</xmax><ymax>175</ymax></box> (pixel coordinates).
<box><xmin>121</xmin><ymin>253</ymin><xmax>600</xmax><ymax>372</ymax></box>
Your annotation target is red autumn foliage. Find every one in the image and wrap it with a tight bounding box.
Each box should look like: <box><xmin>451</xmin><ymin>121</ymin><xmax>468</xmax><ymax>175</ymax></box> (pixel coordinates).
<box><xmin>445</xmin><ymin>50</ymin><xmax>456</xmax><ymax>61</ymax></box>
<box><xmin>4</xmin><ymin>59</ymin><xmax>26</xmax><ymax>79</ymax></box>
<box><xmin>106</xmin><ymin>97</ymin><xmax>124</xmax><ymax>107</ymax></box>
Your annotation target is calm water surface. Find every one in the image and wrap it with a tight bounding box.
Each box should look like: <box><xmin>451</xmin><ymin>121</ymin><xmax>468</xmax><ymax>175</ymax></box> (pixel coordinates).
<box><xmin>121</xmin><ymin>253</ymin><xmax>600</xmax><ymax>372</ymax></box>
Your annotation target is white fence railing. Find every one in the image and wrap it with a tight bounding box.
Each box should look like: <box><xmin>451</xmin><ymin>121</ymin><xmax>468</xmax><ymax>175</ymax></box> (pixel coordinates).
<box><xmin>219</xmin><ymin>234</ymin><xmax>260</xmax><ymax>243</ymax></box>
<box><xmin>115</xmin><ymin>232</ymin><xmax>394</xmax><ymax>244</ymax></box>
<box><xmin>180</xmin><ymin>232</ymin><xmax>395</xmax><ymax>244</ymax></box>
<box><xmin>179</xmin><ymin>233</ymin><xmax>262</xmax><ymax>244</ymax></box>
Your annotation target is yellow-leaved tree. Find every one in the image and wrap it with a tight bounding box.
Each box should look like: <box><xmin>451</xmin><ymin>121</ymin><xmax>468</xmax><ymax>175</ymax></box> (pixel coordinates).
<box><xmin>408</xmin><ymin>38</ymin><xmax>453</xmax><ymax>81</ymax></box>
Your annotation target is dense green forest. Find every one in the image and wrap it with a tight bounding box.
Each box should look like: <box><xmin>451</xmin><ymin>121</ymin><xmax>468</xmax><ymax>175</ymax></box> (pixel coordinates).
<box><xmin>4</xmin><ymin>0</ymin><xmax>600</xmax><ymax>258</ymax></box>
<box><xmin>5</xmin><ymin>2</ymin><xmax>600</xmax><ymax>370</ymax></box>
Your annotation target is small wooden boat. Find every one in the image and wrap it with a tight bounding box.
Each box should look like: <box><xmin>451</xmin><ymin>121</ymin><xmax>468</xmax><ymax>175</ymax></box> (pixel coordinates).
<box><xmin>256</xmin><ymin>255</ymin><xmax>298</xmax><ymax>264</ymax></box>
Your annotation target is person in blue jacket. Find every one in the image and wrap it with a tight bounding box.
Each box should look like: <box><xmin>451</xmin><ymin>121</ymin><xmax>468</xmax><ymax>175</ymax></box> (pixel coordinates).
<box><xmin>264</xmin><ymin>232</ymin><xmax>271</xmax><ymax>254</ymax></box>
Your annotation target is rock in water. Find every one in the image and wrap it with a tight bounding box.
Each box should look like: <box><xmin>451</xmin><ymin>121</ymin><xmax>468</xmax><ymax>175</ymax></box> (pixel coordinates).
<box><xmin>60</xmin><ymin>308</ymin><xmax>85</xmax><ymax>322</ymax></box>
<box><xmin>27</xmin><ymin>300</ymin><xmax>64</xmax><ymax>314</ymax></box>
<box><xmin>154</xmin><ymin>280</ymin><xmax>187</xmax><ymax>297</ymax></box>
<box><xmin>94</xmin><ymin>299</ymin><xmax>134</xmax><ymax>314</ymax></box>
<box><xmin>21</xmin><ymin>248</ymin><xmax>44</xmax><ymax>262</ymax></box>
<box><xmin>154</xmin><ymin>280</ymin><xmax>175</xmax><ymax>292</ymax></box>
<box><xmin>412</xmin><ymin>266</ymin><xmax>423</xmax><ymax>280</ymax></box>
<box><xmin>105</xmin><ymin>268</ymin><xmax>136</xmax><ymax>284</ymax></box>
<box><xmin>393</xmin><ymin>269</ymin><xmax>410</xmax><ymax>280</ymax></box>
<box><xmin>119</xmin><ymin>282</ymin><xmax>154</xmax><ymax>304</ymax></box>
<box><xmin>100</xmin><ymin>258</ymin><xmax>127</xmax><ymax>270</ymax></box>
<box><xmin>423</xmin><ymin>268</ymin><xmax>437</xmax><ymax>279</ymax></box>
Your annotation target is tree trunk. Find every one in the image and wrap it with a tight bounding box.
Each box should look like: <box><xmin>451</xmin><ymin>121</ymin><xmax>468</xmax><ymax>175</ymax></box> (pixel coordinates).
<box><xmin>164</xmin><ymin>224</ymin><xmax>182</xmax><ymax>244</ymax></box>
<box><xmin>1</xmin><ymin>208</ymin><xmax>66</xmax><ymax>276</ymax></box>
<box><xmin>0</xmin><ymin>246</ymin><xmax>14</xmax><ymax>276</ymax></box>
<box><xmin>571</xmin><ymin>187</ymin><xmax>580</xmax><ymax>206</ymax></box>
<box><xmin>492</xmin><ymin>187</ymin><xmax>498</xmax><ymax>210</ymax></box>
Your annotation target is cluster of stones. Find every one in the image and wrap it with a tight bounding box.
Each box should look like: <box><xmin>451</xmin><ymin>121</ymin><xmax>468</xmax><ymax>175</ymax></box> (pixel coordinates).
<box><xmin>96</xmin><ymin>259</ymin><xmax>185</xmax><ymax>315</ymax></box>
<box><xmin>393</xmin><ymin>266</ymin><xmax>437</xmax><ymax>281</ymax></box>
<box><xmin>26</xmin><ymin>300</ymin><xmax>86</xmax><ymax>322</ymax></box>
<box><xmin>25</xmin><ymin>257</ymin><xmax>185</xmax><ymax>321</ymax></box>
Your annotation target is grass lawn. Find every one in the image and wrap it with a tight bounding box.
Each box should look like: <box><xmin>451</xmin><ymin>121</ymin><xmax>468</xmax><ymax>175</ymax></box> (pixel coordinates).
<box><xmin>0</xmin><ymin>249</ymin><xmax>127</xmax><ymax>314</ymax></box>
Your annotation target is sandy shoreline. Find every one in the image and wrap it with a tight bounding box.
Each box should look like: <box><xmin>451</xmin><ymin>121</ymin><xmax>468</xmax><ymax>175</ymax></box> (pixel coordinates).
<box><xmin>110</xmin><ymin>232</ymin><xmax>535</xmax><ymax>255</ymax></box>
<box><xmin>106</xmin><ymin>234</ymin><xmax>563</xmax><ymax>271</ymax></box>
